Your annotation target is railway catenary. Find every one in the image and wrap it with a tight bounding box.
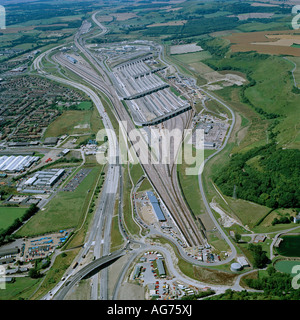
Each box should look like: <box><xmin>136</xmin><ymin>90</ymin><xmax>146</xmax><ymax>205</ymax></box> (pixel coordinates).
<box><xmin>54</xmin><ymin>29</ymin><xmax>206</xmax><ymax>247</ymax></box>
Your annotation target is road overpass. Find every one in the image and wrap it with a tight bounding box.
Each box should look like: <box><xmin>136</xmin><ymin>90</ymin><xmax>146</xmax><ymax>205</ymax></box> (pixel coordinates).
<box><xmin>134</xmin><ymin>66</ymin><xmax>167</xmax><ymax>79</ymax></box>
<box><xmin>53</xmin><ymin>245</ymin><xmax>129</xmax><ymax>300</ymax></box>
<box><xmin>141</xmin><ymin>104</ymin><xmax>192</xmax><ymax>127</ymax></box>
<box><xmin>123</xmin><ymin>83</ymin><xmax>169</xmax><ymax>100</ymax></box>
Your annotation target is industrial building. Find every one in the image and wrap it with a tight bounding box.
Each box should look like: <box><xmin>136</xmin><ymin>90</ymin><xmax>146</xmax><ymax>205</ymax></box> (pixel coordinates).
<box><xmin>0</xmin><ymin>247</ymin><xmax>19</xmax><ymax>258</ymax></box>
<box><xmin>58</xmin><ymin>148</ymin><xmax>70</xmax><ymax>157</ymax></box>
<box><xmin>156</xmin><ymin>258</ymin><xmax>166</xmax><ymax>277</ymax></box>
<box><xmin>113</xmin><ymin>57</ymin><xmax>190</xmax><ymax>126</ymax></box>
<box><xmin>230</xmin><ymin>262</ymin><xmax>243</xmax><ymax>272</ymax></box>
<box><xmin>44</xmin><ymin>137</ymin><xmax>59</xmax><ymax>145</ymax></box>
<box><xmin>146</xmin><ymin>191</ymin><xmax>166</xmax><ymax>222</ymax></box>
<box><xmin>237</xmin><ymin>256</ymin><xmax>250</xmax><ymax>268</ymax></box>
<box><xmin>24</xmin><ymin>169</ymin><xmax>65</xmax><ymax>187</ymax></box>
<box><xmin>294</xmin><ymin>212</ymin><xmax>300</xmax><ymax>223</ymax></box>
<box><xmin>0</xmin><ymin>155</ymin><xmax>39</xmax><ymax>172</ymax></box>
<box><xmin>66</xmin><ymin>55</ymin><xmax>77</xmax><ymax>64</ymax></box>
<box><xmin>203</xmin><ymin>142</ymin><xmax>216</xmax><ymax>149</ymax></box>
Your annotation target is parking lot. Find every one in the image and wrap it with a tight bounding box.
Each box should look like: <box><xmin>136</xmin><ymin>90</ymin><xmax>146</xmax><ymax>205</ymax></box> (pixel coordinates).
<box><xmin>62</xmin><ymin>168</ymin><xmax>92</xmax><ymax>192</ymax></box>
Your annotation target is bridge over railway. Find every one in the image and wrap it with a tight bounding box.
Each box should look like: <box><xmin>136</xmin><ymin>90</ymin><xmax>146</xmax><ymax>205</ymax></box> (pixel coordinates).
<box><xmin>134</xmin><ymin>66</ymin><xmax>167</xmax><ymax>79</ymax></box>
<box><xmin>141</xmin><ymin>104</ymin><xmax>192</xmax><ymax>127</ymax></box>
<box><xmin>53</xmin><ymin>243</ymin><xmax>130</xmax><ymax>300</ymax></box>
<box><xmin>123</xmin><ymin>83</ymin><xmax>169</xmax><ymax>100</ymax></box>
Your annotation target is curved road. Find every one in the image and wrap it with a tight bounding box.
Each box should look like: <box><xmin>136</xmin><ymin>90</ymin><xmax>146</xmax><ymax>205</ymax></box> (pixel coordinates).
<box><xmin>32</xmin><ymin>13</ymin><xmax>257</xmax><ymax>300</ymax></box>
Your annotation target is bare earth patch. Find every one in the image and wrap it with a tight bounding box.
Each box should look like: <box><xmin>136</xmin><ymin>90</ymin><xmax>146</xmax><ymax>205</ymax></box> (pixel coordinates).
<box><xmin>228</xmin><ymin>12</ymin><xmax>274</xmax><ymax>21</ymax></box>
<box><xmin>170</xmin><ymin>43</ymin><xmax>203</xmax><ymax>55</ymax></box>
<box><xmin>148</xmin><ymin>20</ymin><xmax>187</xmax><ymax>28</ymax></box>
<box><xmin>193</xmin><ymin>266</ymin><xmax>237</xmax><ymax>286</ymax></box>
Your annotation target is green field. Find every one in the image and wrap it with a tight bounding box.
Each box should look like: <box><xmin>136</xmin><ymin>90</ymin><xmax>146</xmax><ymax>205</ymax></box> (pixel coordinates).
<box><xmin>171</xmin><ymin>51</ymin><xmax>212</xmax><ymax>64</ymax></box>
<box><xmin>0</xmin><ymin>277</ymin><xmax>41</xmax><ymax>300</ymax></box>
<box><xmin>286</xmin><ymin>56</ymin><xmax>300</xmax><ymax>86</ymax></box>
<box><xmin>44</xmin><ymin>106</ymin><xmax>103</xmax><ymax>138</ymax></box>
<box><xmin>16</xmin><ymin>166</ymin><xmax>102</xmax><ymax>237</ymax></box>
<box><xmin>177</xmin><ymin>147</ymin><xmax>216</xmax><ymax>218</ymax></box>
<box><xmin>204</xmin><ymin>52</ymin><xmax>300</xmax><ymax>149</ymax></box>
<box><xmin>77</xmin><ymin>101</ymin><xmax>93</xmax><ymax>110</ymax></box>
<box><xmin>0</xmin><ymin>207</ymin><xmax>28</xmax><ymax>231</ymax></box>
<box><xmin>275</xmin><ymin>260</ymin><xmax>300</xmax><ymax>275</ymax></box>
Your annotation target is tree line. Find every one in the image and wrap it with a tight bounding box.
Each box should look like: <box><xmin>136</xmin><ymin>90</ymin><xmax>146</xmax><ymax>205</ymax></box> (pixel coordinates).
<box><xmin>0</xmin><ymin>204</ymin><xmax>39</xmax><ymax>246</ymax></box>
<box><xmin>214</xmin><ymin>142</ymin><xmax>300</xmax><ymax>209</ymax></box>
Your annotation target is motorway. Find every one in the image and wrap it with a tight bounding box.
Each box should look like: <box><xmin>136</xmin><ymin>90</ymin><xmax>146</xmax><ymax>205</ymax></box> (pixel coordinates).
<box><xmin>34</xmin><ymin>43</ymin><xmax>122</xmax><ymax>300</ymax></box>
<box><xmin>32</xmin><ymin>11</ymin><xmax>247</xmax><ymax>300</ymax></box>
<box><xmin>53</xmin><ymin>246</ymin><xmax>128</xmax><ymax>300</ymax></box>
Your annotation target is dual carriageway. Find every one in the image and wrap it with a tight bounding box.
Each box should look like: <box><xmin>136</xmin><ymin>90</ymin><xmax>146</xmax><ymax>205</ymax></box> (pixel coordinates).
<box><xmin>34</xmin><ymin>11</ymin><xmax>238</xmax><ymax>300</ymax></box>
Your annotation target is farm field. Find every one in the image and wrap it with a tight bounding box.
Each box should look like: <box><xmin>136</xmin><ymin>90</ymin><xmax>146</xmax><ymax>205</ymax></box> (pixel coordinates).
<box><xmin>226</xmin><ymin>30</ymin><xmax>300</xmax><ymax>57</ymax></box>
<box><xmin>148</xmin><ymin>20</ymin><xmax>187</xmax><ymax>28</ymax></box>
<box><xmin>171</xmin><ymin>50</ymin><xmax>212</xmax><ymax>63</ymax></box>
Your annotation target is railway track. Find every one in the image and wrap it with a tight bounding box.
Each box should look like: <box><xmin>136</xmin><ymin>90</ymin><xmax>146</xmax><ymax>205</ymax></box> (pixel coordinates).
<box><xmin>53</xmin><ymin>34</ymin><xmax>205</xmax><ymax>247</ymax></box>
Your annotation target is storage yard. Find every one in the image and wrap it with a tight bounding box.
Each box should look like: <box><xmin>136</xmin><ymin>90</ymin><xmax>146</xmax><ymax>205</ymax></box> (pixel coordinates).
<box><xmin>0</xmin><ymin>229</ymin><xmax>72</xmax><ymax>265</ymax></box>
<box><xmin>22</xmin><ymin>230</ymin><xmax>71</xmax><ymax>262</ymax></box>
<box><xmin>131</xmin><ymin>251</ymin><xmax>211</xmax><ymax>300</ymax></box>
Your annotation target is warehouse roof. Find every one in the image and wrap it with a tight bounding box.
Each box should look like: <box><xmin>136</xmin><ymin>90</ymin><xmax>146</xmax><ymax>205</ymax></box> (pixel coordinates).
<box><xmin>0</xmin><ymin>247</ymin><xmax>19</xmax><ymax>258</ymax></box>
<box><xmin>44</xmin><ymin>137</ymin><xmax>58</xmax><ymax>145</ymax></box>
<box><xmin>146</xmin><ymin>191</ymin><xmax>166</xmax><ymax>221</ymax></box>
<box><xmin>156</xmin><ymin>259</ymin><xmax>166</xmax><ymax>276</ymax></box>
